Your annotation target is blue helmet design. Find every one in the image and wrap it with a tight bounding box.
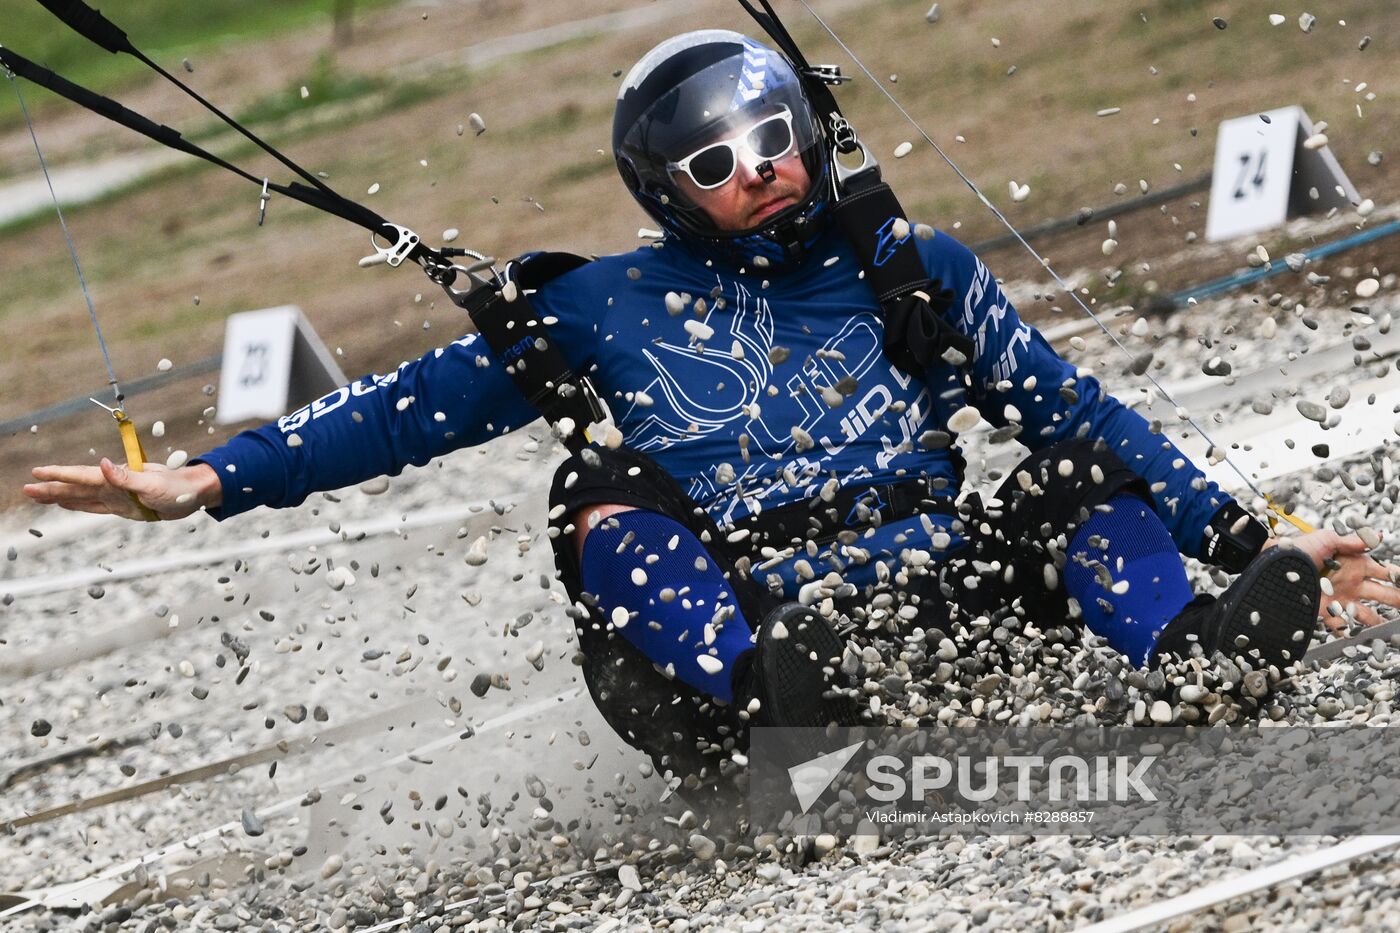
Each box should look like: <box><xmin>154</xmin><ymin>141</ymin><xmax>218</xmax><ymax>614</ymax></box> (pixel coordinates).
<box><xmin>612</xmin><ymin>30</ymin><xmax>833</xmax><ymax>271</ymax></box>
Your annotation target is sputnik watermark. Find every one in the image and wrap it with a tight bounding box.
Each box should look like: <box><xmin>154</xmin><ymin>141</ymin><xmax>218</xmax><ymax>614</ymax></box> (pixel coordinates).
<box><xmin>750</xmin><ymin>725</ymin><xmax>1400</xmax><ymax>836</ymax></box>
<box><xmin>865</xmin><ymin>754</ymin><xmax>1157</xmax><ymax>802</ymax></box>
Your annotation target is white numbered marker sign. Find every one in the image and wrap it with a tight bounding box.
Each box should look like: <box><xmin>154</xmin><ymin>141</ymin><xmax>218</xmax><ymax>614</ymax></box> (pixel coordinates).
<box><xmin>216</xmin><ymin>305</ymin><xmax>346</xmax><ymax>424</ymax></box>
<box><xmin>1206</xmin><ymin>105</ymin><xmax>1360</xmax><ymax>242</ymax></box>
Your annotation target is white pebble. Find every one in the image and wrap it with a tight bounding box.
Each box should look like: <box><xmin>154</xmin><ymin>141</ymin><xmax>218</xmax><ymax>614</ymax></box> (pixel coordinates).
<box><xmin>947</xmin><ymin>406</ymin><xmax>982</xmax><ymax>432</ymax></box>
<box><xmin>611</xmin><ymin>606</ymin><xmax>630</xmax><ymax>629</ymax></box>
<box><xmin>151</xmin><ymin>421</ymin><xmax>166</xmax><ymax>438</ymax></box>
<box><xmin>464</xmin><ymin>536</ymin><xmax>489</xmax><ymax>566</ymax></box>
<box><xmin>631</xmin><ymin>567</ymin><xmax>648</xmax><ymax>586</ymax></box>
<box><xmin>157</xmin><ymin>358</ymin><xmax>172</xmax><ymax>371</ymax></box>
<box><xmin>894</xmin><ymin>141</ymin><xmax>914</xmax><ymax>158</ymax></box>
<box><xmin>684</xmin><ymin>319</ymin><xmax>714</xmax><ymax>341</ymax></box>
<box><xmin>696</xmin><ymin>654</ymin><xmax>724</xmax><ymax>675</ymax></box>
<box><xmin>166</xmin><ymin>450</ymin><xmax>189</xmax><ymax>469</ymax></box>
<box><xmin>442</xmin><ymin>228</ymin><xmax>460</xmax><ymax>242</ymax></box>
<box><xmin>1357</xmin><ymin>278</ymin><xmax>1380</xmax><ymax>299</ymax></box>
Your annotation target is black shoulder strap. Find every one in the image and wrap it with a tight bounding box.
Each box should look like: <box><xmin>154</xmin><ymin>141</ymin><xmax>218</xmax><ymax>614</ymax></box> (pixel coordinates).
<box><xmin>463</xmin><ymin>252</ymin><xmax>605</xmax><ymax>451</ymax></box>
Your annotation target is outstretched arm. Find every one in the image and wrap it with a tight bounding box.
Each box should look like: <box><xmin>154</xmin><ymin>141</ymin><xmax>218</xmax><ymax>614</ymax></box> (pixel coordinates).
<box><xmin>23</xmin><ymin>331</ymin><xmax>540</xmax><ymax>522</ymax></box>
<box><xmin>25</xmin><ymin>459</ymin><xmax>222</xmax><ymax>519</ymax></box>
<box><xmin>919</xmin><ymin>232</ymin><xmax>1233</xmax><ymax>561</ymax></box>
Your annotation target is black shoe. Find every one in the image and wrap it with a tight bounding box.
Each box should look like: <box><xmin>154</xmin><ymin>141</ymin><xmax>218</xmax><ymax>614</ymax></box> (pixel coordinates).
<box><xmin>731</xmin><ymin>603</ymin><xmax>863</xmax><ymax>729</ymax></box>
<box><xmin>1153</xmin><ymin>547</ymin><xmax>1320</xmax><ymax>673</ymax></box>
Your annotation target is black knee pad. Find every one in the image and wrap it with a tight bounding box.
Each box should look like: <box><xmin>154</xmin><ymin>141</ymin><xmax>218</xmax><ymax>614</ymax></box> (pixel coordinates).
<box><xmin>992</xmin><ymin>436</ymin><xmax>1153</xmax><ymax>551</ymax></box>
<box><xmin>544</xmin><ymin>445</ymin><xmax>775</xmax><ymax>789</ymax></box>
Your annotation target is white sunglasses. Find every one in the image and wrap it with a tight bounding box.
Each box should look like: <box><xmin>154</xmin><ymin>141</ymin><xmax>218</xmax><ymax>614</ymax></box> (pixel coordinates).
<box><xmin>667</xmin><ymin>109</ymin><xmax>797</xmax><ymax>190</ymax></box>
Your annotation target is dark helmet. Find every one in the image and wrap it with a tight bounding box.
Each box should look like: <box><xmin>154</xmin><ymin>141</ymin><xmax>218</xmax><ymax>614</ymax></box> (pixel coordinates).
<box><xmin>612</xmin><ymin>30</ymin><xmax>832</xmax><ymax>269</ymax></box>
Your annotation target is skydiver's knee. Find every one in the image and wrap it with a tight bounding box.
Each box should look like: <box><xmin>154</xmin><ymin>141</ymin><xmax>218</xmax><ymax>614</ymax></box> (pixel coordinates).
<box><xmin>572</xmin><ymin>503</ymin><xmax>638</xmax><ymax>558</ymax></box>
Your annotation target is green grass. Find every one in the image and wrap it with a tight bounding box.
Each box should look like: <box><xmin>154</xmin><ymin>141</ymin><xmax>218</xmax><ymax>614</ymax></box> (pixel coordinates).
<box><xmin>0</xmin><ymin>0</ymin><xmax>401</xmax><ymax>127</ymax></box>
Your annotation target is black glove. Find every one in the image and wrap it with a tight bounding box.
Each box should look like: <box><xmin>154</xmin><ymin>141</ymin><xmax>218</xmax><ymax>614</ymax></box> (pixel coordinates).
<box><xmin>1201</xmin><ymin>501</ymin><xmax>1269</xmax><ymax>573</ymax></box>
<box><xmin>882</xmin><ymin>280</ymin><xmax>975</xmax><ymax>375</ymax></box>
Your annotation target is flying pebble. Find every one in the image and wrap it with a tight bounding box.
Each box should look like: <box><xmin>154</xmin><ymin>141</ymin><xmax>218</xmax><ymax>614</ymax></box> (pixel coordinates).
<box><xmin>325</xmin><ymin>566</ymin><xmax>355</xmax><ymax>591</ymax></box>
<box><xmin>696</xmin><ymin>655</ymin><xmax>724</xmax><ymax>675</ymax></box>
<box><xmin>1268</xmin><ymin>13</ymin><xmax>1286</xmax><ymax>26</ymax></box>
<box><xmin>1102</xmin><ymin>238</ymin><xmax>1118</xmax><ymax>256</ymax></box>
<box><xmin>367</xmin><ymin>182</ymin><xmax>381</xmax><ymax>195</ymax></box>
<box><xmin>469</xmin><ymin>112</ymin><xmax>487</xmax><ymax>135</ymax></box>
<box><xmin>157</xmin><ymin>358</ymin><xmax>172</xmax><ymax>371</ymax></box>
<box><xmin>166</xmin><ymin>450</ymin><xmax>189</xmax><ymax>469</ymax></box>
<box><xmin>1298</xmin><ymin>12</ymin><xmax>1316</xmax><ymax>32</ymax></box>
<box><xmin>894</xmin><ymin>141</ymin><xmax>914</xmax><ymax>158</ymax></box>
<box><xmin>925</xmin><ymin>3</ymin><xmax>940</xmax><ymax>23</ymax></box>
<box><xmin>684</xmin><ymin>319</ymin><xmax>714</xmax><ymax>341</ymax></box>
<box><xmin>464</xmin><ymin>536</ymin><xmax>489</xmax><ymax>566</ymax></box>
<box><xmin>1009</xmin><ymin>181</ymin><xmax>1030</xmax><ymax>202</ymax></box>
<box><xmin>689</xmin><ymin>834</ymin><xmax>717</xmax><ymax>860</ymax></box>
<box><xmin>947</xmin><ymin>405</ymin><xmax>982</xmax><ymax>432</ymax></box>
<box><xmin>1357</xmin><ymin>278</ymin><xmax>1380</xmax><ymax>299</ymax></box>
<box><xmin>152</xmin><ymin>421</ymin><xmax>166</xmax><ymax>438</ymax></box>
<box><xmin>442</xmin><ymin>228</ymin><xmax>459</xmax><ymax>242</ymax></box>
<box><xmin>665</xmin><ymin>292</ymin><xmax>686</xmax><ymax>315</ymax></box>
<box><xmin>241</xmin><ymin>807</ymin><xmax>265</xmax><ymax>837</ymax></box>
<box><xmin>1296</xmin><ymin>400</ymin><xmax>1327</xmax><ymax>423</ymax></box>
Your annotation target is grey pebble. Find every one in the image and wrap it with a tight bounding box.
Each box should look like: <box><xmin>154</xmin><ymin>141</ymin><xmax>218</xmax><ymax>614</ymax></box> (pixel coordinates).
<box><xmin>240</xmin><ymin>807</ymin><xmax>264</xmax><ymax>837</ymax></box>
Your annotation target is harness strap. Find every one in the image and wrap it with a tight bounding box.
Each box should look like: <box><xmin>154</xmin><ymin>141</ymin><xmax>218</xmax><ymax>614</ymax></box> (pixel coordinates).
<box><xmin>727</xmin><ymin>475</ymin><xmax>957</xmax><ymax>550</ymax></box>
<box><xmin>463</xmin><ymin>252</ymin><xmax>605</xmax><ymax>452</ymax></box>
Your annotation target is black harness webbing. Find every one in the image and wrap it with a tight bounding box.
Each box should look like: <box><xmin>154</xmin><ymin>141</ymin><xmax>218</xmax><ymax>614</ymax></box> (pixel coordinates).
<box><xmin>728</xmin><ymin>475</ymin><xmax>957</xmax><ymax>551</ymax></box>
<box><xmin>461</xmin><ymin>252</ymin><xmax>605</xmax><ymax>453</ymax></box>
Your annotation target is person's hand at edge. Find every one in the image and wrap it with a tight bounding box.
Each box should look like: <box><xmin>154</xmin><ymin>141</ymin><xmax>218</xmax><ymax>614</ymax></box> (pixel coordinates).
<box><xmin>1265</xmin><ymin>530</ymin><xmax>1400</xmax><ymax>631</ymax></box>
<box><xmin>23</xmin><ymin>460</ymin><xmax>222</xmax><ymax>522</ymax></box>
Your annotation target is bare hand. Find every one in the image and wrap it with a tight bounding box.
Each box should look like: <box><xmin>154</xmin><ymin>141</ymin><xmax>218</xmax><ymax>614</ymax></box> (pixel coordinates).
<box><xmin>1267</xmin><ymin>530</ymin><xmax>1400</xmax><ymax>632</ymax></box>
<box><xmin>23</xmin><ymin>459</ymin><xmax>221</xmax><ymax>522</ymax></box>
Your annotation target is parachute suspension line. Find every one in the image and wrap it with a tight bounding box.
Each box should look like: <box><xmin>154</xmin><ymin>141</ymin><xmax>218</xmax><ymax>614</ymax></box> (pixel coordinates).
<box><xmin>10</xmin><ymin>70</ymin><xmax>120</xmax><ymax>406</ymax></box>
<box><xmin>790</xmin><ymin>0</ymin><xmax>1276</xmax><ymax>511</ymax></box>
<box><xmin>8</xmin><ymin>69</ymin><xmax>158</xmax><ymax>521</ymax></box>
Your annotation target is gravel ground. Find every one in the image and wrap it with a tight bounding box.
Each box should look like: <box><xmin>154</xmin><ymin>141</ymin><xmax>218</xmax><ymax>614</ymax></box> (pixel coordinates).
<box><xmin>2</xmin><ymin>215</ymin><xmax>1399</xmax><ymax>931</ymax></box>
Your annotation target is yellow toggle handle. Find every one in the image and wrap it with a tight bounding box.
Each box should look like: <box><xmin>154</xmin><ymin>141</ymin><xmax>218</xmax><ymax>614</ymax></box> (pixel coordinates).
<box><xmin>112</xmin><ymin>408</ymin><xmax>160</xmax><ymax>522</ymax></box>
<box><xmin>1265</xmin><ymin>495</ymin><xmax>1316</xmax><ymax>535</ymax></box>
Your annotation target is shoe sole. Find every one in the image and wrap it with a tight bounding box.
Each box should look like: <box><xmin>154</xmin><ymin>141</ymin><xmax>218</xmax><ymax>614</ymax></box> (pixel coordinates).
<box><xmin>1213</xmin><ymin>548</ymin><xmax>1320</xmax><ymax>673</ymax></box>
<box><xmin>759</xmin><ymin>603</ymin><xmax>862</xmax><ymax>729</ymax></box>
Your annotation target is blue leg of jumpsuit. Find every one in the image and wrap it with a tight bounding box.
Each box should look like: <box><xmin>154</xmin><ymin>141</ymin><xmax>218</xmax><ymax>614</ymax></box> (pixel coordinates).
<box><xmin>580</xmin><ymin>510</ymin><xmax>756</xmax><ymax>702</ymax></box>
<box><xmin>1062</xmin><ymin>493</ymin><xmax>1195</xmax><ymax>666</ymax></box>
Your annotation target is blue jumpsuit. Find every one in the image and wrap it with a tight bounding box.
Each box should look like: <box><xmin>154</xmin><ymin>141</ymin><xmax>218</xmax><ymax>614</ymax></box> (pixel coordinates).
<box><xmin>193</xmin><ymin>223</ymin><xmax>1235</xmax><ymax>599</ymax></box>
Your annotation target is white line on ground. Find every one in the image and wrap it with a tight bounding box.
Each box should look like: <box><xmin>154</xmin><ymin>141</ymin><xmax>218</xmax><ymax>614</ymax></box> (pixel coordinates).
<box><xmin>1075</xmin><ymin>835</ymin><xmax>1400</xmax><ymax>933</ymax></box>
<box><xmin>0</xmin><ymin>686</ymin><xmax>580</xmax><ymax>919</ymax></box>
<box><xmin>0</xmin><ymin>498</ymin><xmax>514</xmax><ymax>599</ymax></box>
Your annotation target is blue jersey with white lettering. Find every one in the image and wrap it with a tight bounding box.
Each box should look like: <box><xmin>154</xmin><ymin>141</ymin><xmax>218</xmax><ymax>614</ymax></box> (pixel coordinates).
<box><xmin>193</xmin><ymin>224</ymin><xmax>1234</xmax><ymax>595</ymax></box>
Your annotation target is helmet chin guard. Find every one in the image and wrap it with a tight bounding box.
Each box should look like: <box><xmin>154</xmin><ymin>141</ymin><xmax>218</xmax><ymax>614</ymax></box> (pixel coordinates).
<box><xmin>613</xmin><ymin>30</ymin><xmax>834</xmax><ymax>270</ymax></box>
